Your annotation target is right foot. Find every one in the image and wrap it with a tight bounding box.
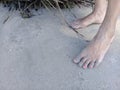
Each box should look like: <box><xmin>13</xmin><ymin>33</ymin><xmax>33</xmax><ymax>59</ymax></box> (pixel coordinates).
<box><xmin>73</xmin><ymin>26</ymin><xmax>115</xmax><ymax>69</ymax></box>
<box><xmin>71</xmin><ymin>10</ymin><xmax>106</xmax><ymax>29</ymax></box>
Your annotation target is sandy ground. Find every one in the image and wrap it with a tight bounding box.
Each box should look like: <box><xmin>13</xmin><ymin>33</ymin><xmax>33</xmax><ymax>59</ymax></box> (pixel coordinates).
<box><xmin>0</xmin><ymin>5</ymin><xmax>120</xmax><ymax>90</ymax></box>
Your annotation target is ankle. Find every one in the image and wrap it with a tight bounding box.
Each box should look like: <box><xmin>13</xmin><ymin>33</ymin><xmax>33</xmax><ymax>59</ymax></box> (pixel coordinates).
<box><xmin>95</xmin><ymin>27</ymin><xmax>115</xmax><ymax>40</ymax></box>
<box><xmin>91</xmin><ymin>10</ymin><xmax>106</xmax><ymax>22</ymax></box>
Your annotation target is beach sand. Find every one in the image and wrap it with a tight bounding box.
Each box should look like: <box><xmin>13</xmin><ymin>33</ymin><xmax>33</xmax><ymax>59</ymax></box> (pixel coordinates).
<box><xmin>0</xmin><ymin>5</ymin><xmax>120</xmax><ymax>90</ymax></box>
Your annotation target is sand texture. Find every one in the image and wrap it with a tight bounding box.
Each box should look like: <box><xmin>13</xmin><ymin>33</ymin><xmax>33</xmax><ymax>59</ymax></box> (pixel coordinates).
<box><xmin>0</xmin><ymin>6</ymin><xmax>120</xmax><ymax>90</ymax></box>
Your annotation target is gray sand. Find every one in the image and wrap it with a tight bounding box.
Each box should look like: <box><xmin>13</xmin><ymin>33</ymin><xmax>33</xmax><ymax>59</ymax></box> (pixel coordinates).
<box><xmin>0</xmin><ymin>6</ymin><xmax>120</xmax><ymax>90</ymax></box>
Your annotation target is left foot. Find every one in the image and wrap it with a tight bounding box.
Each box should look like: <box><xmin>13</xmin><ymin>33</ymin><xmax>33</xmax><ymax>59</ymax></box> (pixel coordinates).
<box><xmin>70</xmin><ymin>12</ymin><xmax>104</xmax><ymax>29</ymax></box>
<box><xmin>70</xmin><ymin>1</ymin><xmax>107</xmax><ymax>29</ymax></box>
<box><xmin>73</xmin><ymin>28</ymin><xmax>115</xmax><ymax>69</ymax></box>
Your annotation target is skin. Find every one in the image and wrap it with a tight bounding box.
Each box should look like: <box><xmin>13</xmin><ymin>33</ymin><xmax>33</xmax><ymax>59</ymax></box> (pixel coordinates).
<box><xmin>71</xmin><ymin>0</ymin><xmax>107</xmax><ymax>29</ymax></box>
<box><xmin>72</xmin><ymin>0</ymin><xmax>120</xmax><ymax>69</ymax></box>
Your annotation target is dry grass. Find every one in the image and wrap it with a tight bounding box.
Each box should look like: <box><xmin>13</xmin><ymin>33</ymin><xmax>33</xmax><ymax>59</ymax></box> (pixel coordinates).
<box><xmin>1</xmin><ymin>0</ymin><xmax>94</xmax><ymax>40</ymax></box>
<box><xmin>0</xmin><ymin>0</ymin><xmax>94</xmax><ymax>18</ymax></box>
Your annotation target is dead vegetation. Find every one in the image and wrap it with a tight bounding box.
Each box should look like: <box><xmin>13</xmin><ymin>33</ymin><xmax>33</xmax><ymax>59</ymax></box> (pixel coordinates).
<box><xmin>0</xmin><ymin>0</ymin><xmax>94</xmax><ymax>18</ymax></box>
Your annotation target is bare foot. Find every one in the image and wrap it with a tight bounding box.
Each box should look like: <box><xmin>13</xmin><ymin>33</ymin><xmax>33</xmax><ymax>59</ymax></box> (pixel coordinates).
<box><xmin>73</xmin><ymin>28</ymin><xmax>115</xmax><ymax>69</ymax></box>
<box><xmin>71</xmin><ymin>12</ymin><xmax>105</xmax><ymax>29</ymax></box>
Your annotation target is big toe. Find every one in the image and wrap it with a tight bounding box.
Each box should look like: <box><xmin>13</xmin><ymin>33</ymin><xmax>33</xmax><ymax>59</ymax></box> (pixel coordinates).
<box><xmin>70</xmin><ymin>20</ymin><xmax>83</xmax><ymax>29</ymax></box>
<box><xmin>73</xmin><ymin>54</ymin><xmax>84</xmax><ymax>64</ymax></box>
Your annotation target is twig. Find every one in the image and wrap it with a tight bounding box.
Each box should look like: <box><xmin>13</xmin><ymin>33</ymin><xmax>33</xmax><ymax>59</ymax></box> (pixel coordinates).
<box><xmin>55</xmin><ymin>0</ymin><xmax>89</xmax><ymax>42</ymax></box>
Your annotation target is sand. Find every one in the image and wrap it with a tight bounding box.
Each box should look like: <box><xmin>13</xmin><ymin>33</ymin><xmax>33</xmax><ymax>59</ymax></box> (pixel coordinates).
<box><xmin>0</xmin><ymin>5</ymin><xmax>120</xmax><ymax>90</ymax></box>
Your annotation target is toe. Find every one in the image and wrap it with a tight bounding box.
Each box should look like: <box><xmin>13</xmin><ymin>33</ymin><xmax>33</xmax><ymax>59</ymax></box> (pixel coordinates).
<box><xmin>88</xmin><ymin>61</ymin><xmax>95</xmax><ymax>69</ymax></box>
<box><xmin>78</xmin><ymin>57</ymin><xmax>87</xmax><ymax>67</ymax></box>
<box><xmin>70</xmin><ymin>20</ymin><xmax>81</xmax><ymax>29</ymax></box>
<box><xmin>71</xmin><ymin>23</ymin><xmax>79</xmax><ymax>29</ymax></box>
<box><xmin>82</xmin><ymin>59</ymin><xmax>91</xmax><ymax>69</ymax></box>
<box><xmin>73</xmin><ymin>54</ymin><xmax>84</xmax><ymax>64</ymax></box>
<box><xmin>94</xmin><ymin>60</ymin><xmax>101</xmax><ymax>68</ymax></box>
